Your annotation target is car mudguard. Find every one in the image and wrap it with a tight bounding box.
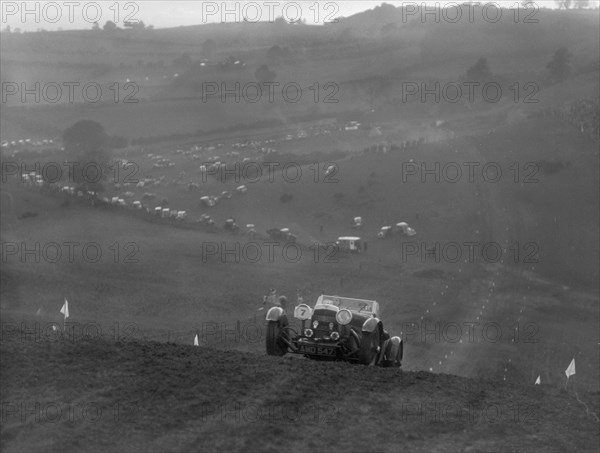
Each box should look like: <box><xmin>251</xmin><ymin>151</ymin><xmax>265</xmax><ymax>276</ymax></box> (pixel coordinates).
<box><xmin>265</xmin><ymin>306</ymin><xmax>285</xmax><ymax>322</ymax></box>
<box><xmin>377</xmin><ymin>336</ymin><xmax>403</xmax><ymax>366</ymax></box>
<box><xmin>386</xmin><ymin>336</ymin><xmax>403</xmax><ymax>361</ymax></box>
<box><xmin>361</xmin><ymin>317</ymin><xmax>381</xmax><ymax>333</ymax></box>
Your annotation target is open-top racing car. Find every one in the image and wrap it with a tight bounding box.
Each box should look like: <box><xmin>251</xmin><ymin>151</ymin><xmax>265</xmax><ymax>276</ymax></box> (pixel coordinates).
<box><xmin>265</xmin><ymin>295</ymin><xmax>403</xmax><ymax>367</ymax></box>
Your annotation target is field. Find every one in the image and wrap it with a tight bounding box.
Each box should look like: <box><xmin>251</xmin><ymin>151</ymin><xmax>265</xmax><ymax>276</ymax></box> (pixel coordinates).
<box><xmin>1</xmin><ymin>4</ymin><xmax>599</xmax><ymax>453</ymax></box>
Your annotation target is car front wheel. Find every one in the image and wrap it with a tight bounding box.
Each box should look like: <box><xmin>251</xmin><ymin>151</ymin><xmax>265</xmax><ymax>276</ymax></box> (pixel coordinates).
<box><xmin>266</xmin><ymin>320</ymin><xmax>288</xmax><ymax>356</ymax></box>
<box><xmin>358</xmin><ymin>329</ymin><xmax>380</xmax><ymax>365</ymax></box>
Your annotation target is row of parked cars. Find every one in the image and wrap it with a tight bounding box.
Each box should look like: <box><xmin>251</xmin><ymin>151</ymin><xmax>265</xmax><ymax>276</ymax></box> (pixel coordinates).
<box><xmin>106</xmin><ymin>195</ymin><xmax>188</xmax><ymax>221</ymax></box>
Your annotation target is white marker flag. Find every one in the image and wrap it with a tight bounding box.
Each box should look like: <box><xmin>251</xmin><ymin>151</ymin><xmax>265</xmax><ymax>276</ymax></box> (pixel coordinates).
<box><xmin>565</xmin><ymin>358</ymin><xmax>576</xmax><ymax>378</ymax></box>
<box><xmin>60</xmin><ymin>299</ymin><xmax>69</xmax><ymax>319</ymax></box>
<box><xmin>194</xmin><ymin>334</ymin><xmax>199</xmax><ymax>346</ymax></box>
<box><xmin>535</xmin><ymin>375</ymin><xmax>540</xmax><ymax>385</ymax></box>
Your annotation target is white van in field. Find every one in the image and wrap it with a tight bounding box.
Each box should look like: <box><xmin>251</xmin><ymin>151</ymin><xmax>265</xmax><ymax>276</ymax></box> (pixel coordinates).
<box><xmin>336</xmin><ymin>236</ymin><xmax>362</xmax><ymax>253</ymax></box>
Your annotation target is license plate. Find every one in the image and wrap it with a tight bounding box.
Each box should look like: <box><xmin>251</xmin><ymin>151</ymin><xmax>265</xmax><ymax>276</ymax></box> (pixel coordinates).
<box><xmin>298</xmin><ymin>344</ymin><xmax>336</xmax><ymax>356</ymax></box>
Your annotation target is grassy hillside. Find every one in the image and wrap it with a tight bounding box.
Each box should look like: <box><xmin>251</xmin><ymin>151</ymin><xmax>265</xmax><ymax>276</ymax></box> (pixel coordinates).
<box><xmin>1</xmin><ymin>121</ymin><xmax>598</xmax><ymax>452</ymax></box>
<box><xmin>2</xmin><ymin>332</ymin><xmax>599</xmax><ymax>453</ymax></box>
<box><xmin>1</xmin><ymin>5</ymin><xmax>598</xmax><ymax>452</ymax></box>
<box><xmin>2</xmin><ymin>112</ymin><xmax>598</xmax><ymax>388</ymax></box>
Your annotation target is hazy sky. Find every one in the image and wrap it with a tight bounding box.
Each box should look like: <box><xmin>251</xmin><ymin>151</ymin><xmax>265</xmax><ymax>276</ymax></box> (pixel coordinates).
<box><xmin>0</xmin><ymin>1</ymin><xmax>571</xmax><ymax>32</ymax></box>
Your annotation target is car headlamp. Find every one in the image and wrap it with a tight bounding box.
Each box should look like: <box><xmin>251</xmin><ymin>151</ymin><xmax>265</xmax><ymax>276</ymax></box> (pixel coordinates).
<box><xmin>336</xmin><ymin>309</ymin><xmax>352</xmax><ymax>326</ymax></box>
<box><xmin>331</xmin><ymin>331</ymin><xmax>340</xmax><ymax>341</ymax></box>
<box><xmin>304</xmin><ymin>329</ymin><xmax>314</xmax><ymax>338</ymax></box>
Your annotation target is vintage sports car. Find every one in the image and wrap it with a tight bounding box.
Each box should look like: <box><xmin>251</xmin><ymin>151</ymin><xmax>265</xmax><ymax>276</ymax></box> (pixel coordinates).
<box><xmin>265</xmin><ymin>295</ymin><xmax>403</xmax><ymax>367</ymax></box>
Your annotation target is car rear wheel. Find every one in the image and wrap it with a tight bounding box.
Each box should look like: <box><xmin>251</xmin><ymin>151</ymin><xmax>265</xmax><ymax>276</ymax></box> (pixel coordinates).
<box><xmin>358</xmin><ymin>329</ymin><xmax>380</xmax><ymax>365</ymax></box>
<box><xmin>266</xmin><ymin>320</ymin><xmax>288</xmax><ymax>356</ymax></box>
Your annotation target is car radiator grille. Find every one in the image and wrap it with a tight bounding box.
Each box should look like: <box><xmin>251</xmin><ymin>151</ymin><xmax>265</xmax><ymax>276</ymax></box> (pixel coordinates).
<box><xmin>313</xmin><ymin>315</ymin><xmax>337</xmax><ymax>337</ymax></box>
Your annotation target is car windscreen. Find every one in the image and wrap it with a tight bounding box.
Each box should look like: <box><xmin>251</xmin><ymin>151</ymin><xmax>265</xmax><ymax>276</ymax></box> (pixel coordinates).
<box><xmin>321</xmin><ymin>297</ymin><xmax>373</xmax><ymax>314</ymax></box>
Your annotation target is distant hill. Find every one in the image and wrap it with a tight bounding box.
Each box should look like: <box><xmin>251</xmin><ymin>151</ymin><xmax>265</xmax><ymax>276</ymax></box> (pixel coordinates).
<box><xmin>1</xmin><ymin>6</ymin><xmax>598</xmax><ymax>141</ymax></box>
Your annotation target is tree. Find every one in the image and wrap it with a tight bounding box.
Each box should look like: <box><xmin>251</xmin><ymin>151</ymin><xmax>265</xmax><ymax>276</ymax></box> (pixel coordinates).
<box><xmin>92</xmin><ymin>21</ymin><xmax>100</xmax><ymax>31</ymax></box>
<box><xmin>547</xmin><ymin>47</ymin><xmax>572</xmax><ymax>81</ymax></box>
<box><xmin>466</xmin><ymin>57</ymin><xmax>493</xmax><ymax>82</ymax></box>
<box><xmin>555</xmin><ymin>0</ymin><xmax>572</xmax><ymax>8</ymax></box>
<box><xmin>103</xmin><ymin>21</ymin><xmax>118</xmax><ymax>31</ymax></box>
<box><xmin>125</xmin><ymin>20</ymin><xmax>146</xmax><ymax>30</ymax></box>
<box><xmin>62</xmin><ymin>120</ymin><xmax>111</xmax><ymax>192</ymax></box>
<box><xmin>255</xmin><ymin>64</ymin><xmax>277</xmax><ymax>84</ymax></box>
